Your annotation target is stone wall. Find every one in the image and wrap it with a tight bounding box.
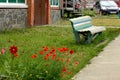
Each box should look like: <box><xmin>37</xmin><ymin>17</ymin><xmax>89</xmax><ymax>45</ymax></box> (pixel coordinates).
<box><xmin>0</xmin><ymin>9</ymin><xmax>27</xmax><ymax>31</ymax></box>
<box><xmin>50</xmin><ymin>10</ymin><xmax>61</xmax><ymax>24</ymax></box>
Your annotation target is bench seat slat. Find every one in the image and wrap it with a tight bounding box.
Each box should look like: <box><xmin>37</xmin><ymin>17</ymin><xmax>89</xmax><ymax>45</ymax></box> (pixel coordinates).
<box><xmin>75</xmin><ymin>24</ymin><xmax>92</xmax><ymax>30</ymax></box>
<box><xmin>74</xmin><ymin>21</ymin><xmax>92</xmax><ymax>30</ymax></box>
<box><xmin>78</xmin><ymin>26</ymin><xmax>106</xmax><ymax>35</ymax></box>
<box><xmin>70</xmin><ymin>16</ymin><xmax>91</xmax><ymax>22</ymax></box>
<box><xmin>72</xmin><ymin>18</ymin><xmax>92</xmax><ymax>25</ymax></box>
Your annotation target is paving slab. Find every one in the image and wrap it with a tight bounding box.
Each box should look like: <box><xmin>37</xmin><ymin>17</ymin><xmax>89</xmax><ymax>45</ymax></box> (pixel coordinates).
<box><xmin>72</xmin><ymin>35</ymin><xmax>120</xmax><ymax>80</ymax></box>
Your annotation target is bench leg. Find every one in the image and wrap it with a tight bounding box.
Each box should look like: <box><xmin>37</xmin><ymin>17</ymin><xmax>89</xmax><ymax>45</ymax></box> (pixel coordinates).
<box><xmin>85</xmin><ymin>32</ymin><xmax>92</xmax><ymax>44</ymax></box>
<box><xmin>92</xmin><ymin>32</ymin><xmax>102</xmax><ymax>40</ymax></box>
<box><xmin>98</xmin><ymin>32</ymin><xmax>102</xmax><ymax>35</ymax></box>
<box><xmin>74</xmin><ymin>31</ymin><xmax>80</xmax><ymax>43</ymax></box>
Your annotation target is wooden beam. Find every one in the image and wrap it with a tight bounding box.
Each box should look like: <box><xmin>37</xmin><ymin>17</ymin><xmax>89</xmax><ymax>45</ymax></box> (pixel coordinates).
<box><xmin>73</xmin><ymin>0</ymin><xmax>75</xmax><ymax>12</ymax></box>
<box><xmin>27</xmin><ymin>0</ymin><xmax>34</xmax><ymax>26</ymax></box>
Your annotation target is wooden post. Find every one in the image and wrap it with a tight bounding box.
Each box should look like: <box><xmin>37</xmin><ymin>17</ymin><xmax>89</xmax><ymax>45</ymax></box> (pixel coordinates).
<box><xmin>65</xmin><ymin>0</ymin><xmax>67</xmax><ymax>8</ymax></box>
<box><xmin>61</xmin><ymin>0</ymin><xmax>64</xmax><ymax>17</ymax></box>
<box><xmin>73</xmin><ymin>0</ymin><xmax>75</xmax><ymax>12</ymax></box>
<box><xmin>27</xmin><ymin>0</ymin><xmax>34</xmax><ymax>26</ymax></box>
<box><xmin>46</xmin><ymin>0</ymin><xmax>50</xmax><ymax>24</ymax></box>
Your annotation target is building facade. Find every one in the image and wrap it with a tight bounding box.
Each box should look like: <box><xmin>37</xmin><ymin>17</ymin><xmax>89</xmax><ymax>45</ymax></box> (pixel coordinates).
<box><xmin>0</xmin><ymin>0</ymin><xmax>62</xmax><ymax>31</ymax></box>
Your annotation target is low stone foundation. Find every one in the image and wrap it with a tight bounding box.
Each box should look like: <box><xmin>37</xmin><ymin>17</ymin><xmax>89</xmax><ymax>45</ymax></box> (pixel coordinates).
<box><xmin>0</xmin><ymin>9</ymin><xmax>27</xmax><ymax>31</ymax></box>
<box><xmin>50</xmin><ymin>10</ymin><xmax>61</xmax><ymax>24</ymax></box>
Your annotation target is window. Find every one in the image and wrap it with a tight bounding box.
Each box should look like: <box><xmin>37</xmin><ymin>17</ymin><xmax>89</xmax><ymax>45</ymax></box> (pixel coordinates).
<box><xmin>0</xmin><ymin>0</ymin><xmax>25</xmax><ymax>3</ymax></box>
<box><xmin>50</xmin><ymin>0</ymin><xmax>59</xmax><ymax>7</ymax></box>
<box><xmin>18</xmin><ymin>0</ymin><xmax>25</xmax><ymax>3</ymax></box>
<box><xmin>0</xmin><ymin>0</ymin><xmax>27</xmax><ymax>8</ymax></box>
<box><xmin>0</xmin><ymin>0</ymin><xmax>6</xmax><ymax>3</ymax></box>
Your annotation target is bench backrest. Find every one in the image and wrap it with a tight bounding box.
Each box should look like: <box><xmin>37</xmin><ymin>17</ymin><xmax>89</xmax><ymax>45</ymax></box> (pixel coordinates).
<box><xmin>70</xmin><ymin>16</ymin><xmax>92</xmax><ymax>31</ymax></box>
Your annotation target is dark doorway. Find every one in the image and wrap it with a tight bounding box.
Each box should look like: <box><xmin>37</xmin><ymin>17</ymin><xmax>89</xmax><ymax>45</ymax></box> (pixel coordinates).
<box><xmin>34</xmin><ymin>0</ymin><xmax>47</xmax><ymax>25</ymax></box>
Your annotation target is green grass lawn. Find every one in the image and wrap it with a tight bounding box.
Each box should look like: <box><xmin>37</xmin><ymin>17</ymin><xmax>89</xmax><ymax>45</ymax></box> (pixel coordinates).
<box><xmin>0</xmin><ymin>24</ymin><xmax>120</xmax><ymax>80</ymax></box>
<box><xmin>92</xmin><ymin>15</ymin><xmax>120</xmax><ymax>27</ymax></box>
<box><xmin>53</xmin><ymin>14</ymin><xmax>120</xmax><ymax>27</ymax></box>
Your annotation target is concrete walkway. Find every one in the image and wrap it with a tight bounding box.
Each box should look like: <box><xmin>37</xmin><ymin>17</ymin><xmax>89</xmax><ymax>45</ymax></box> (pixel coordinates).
<box><xmin>72</xmin><ymin>35</ymin><xmax>120</xmax><ymax>80</ymax></box>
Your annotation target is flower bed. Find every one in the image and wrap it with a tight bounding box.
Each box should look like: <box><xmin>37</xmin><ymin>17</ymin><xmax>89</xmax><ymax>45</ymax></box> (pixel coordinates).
<box><xmin>0</xmin><ymin>45</ymin><xmax>79</xmax><ymax>80</ymax></box>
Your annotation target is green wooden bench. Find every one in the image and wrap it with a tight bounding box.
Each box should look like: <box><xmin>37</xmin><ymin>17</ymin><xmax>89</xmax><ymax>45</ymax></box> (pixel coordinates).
<box><xmin>69</xmin><ymin>16</ymin><xmax>106</xmax><ymax>43</ymax></box>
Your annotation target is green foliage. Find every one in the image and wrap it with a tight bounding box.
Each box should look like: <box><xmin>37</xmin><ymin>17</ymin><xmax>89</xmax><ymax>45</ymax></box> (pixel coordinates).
<box><xmin>83</xmin><ymin>9</ymin><xmax>95</xmax><ymax>17</ymax></box>
<box><xmin>0</xmin><ymin>27</ymin><xmax>120</xmax><ymax>80</ymax></box>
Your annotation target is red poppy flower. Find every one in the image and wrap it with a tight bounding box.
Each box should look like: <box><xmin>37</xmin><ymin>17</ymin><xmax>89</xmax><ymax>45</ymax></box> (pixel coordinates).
<box><xmin>75</xmin><ymin>61</ymin><xmax>79</xmax><ymax>66</ymax></box>
<box><xmin>47</xmin><ymin>53</ymin><xmax>51</xmax><ymax>57</ymax></box>
<box><xmin>14</xmin><ymin>53</ymin><xmax>19</xmax><ymax>58</ymax></box>
<box><xmin>43</xmin><ymin>46</ymin><xmax>49</xmax><ymax>51</ymax></box>
<box><xmin>63</xmin><ymin>47</ymin><xmax>68</xmax><ymax>52</ymax></box>
<box><xmin>70</xmin><ymin>50</ymin><xmax>74</xmax><ymax>55</ymax></box>
<box><xmin>31</xmin><ymin>54</ymin><xmax>38</xmax><ymax>59</ymax></box>
<box><xmin>58</xmin><ymin>48</ymin><xmax>64</xmax><ymax>53</ymax></box>
<box><xmin>44</xmin><ymin>53</ymin><xmax>51</xmax><ymax>60</ymax></box>
<box><xmin>62</xmin><ymin>73</ymin><xmax>66</xmax><ymax>77</ymax></box>
<box><xmin>62</xmin><ymin>66</ymin><xmax>67</xmax><ymax>73</ymax></box>
<box><xmin>67</xmin><ymin>58</ymin><xmax>71</xmax><ymax>62</ymax></box>
<box><xmin>50</xmin><ymin>48</ymin><xmax>56</xmax><ymax>54</ymax></box>
<box><xmin>52</xmin><ymin>53</ymin><xmax>56</xmax><ymax>60</ymax></box>
<box><xmin>62</xmin><ymin>68</ymin><xmax>67</xmax><ymax>73</ymax></box>
<box><xmin>56</xmin><ymin>58</ymin><xmax>61</xmax><ymax>61</ymax></box>
<box><xmin>44</xmin><ymin>56</ymin><xmax>49</xmax><ymax>60</ymax></box>
<box><xmin>51</xmin><ymin>47</ymin><xmax>56</xmax><ymax>53</ymax></box>
<box><xmin>9</xmin><ymin>46</ymin><xmax>18</xmax><ymax>54</ymax></box>
<box><xmin>68</xmin><ymin>72</ymin><xmax>73</xmax><ymax>75</ymax></box>
<box><xmin>1</xmin><ymin>48</ymin><xmax>6</xmax><ymax>55</ymax></box>
<box><xmin>40</xmin><ymin>51</ymin><xmax>44</xmax><ymax>55</ymax></box>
